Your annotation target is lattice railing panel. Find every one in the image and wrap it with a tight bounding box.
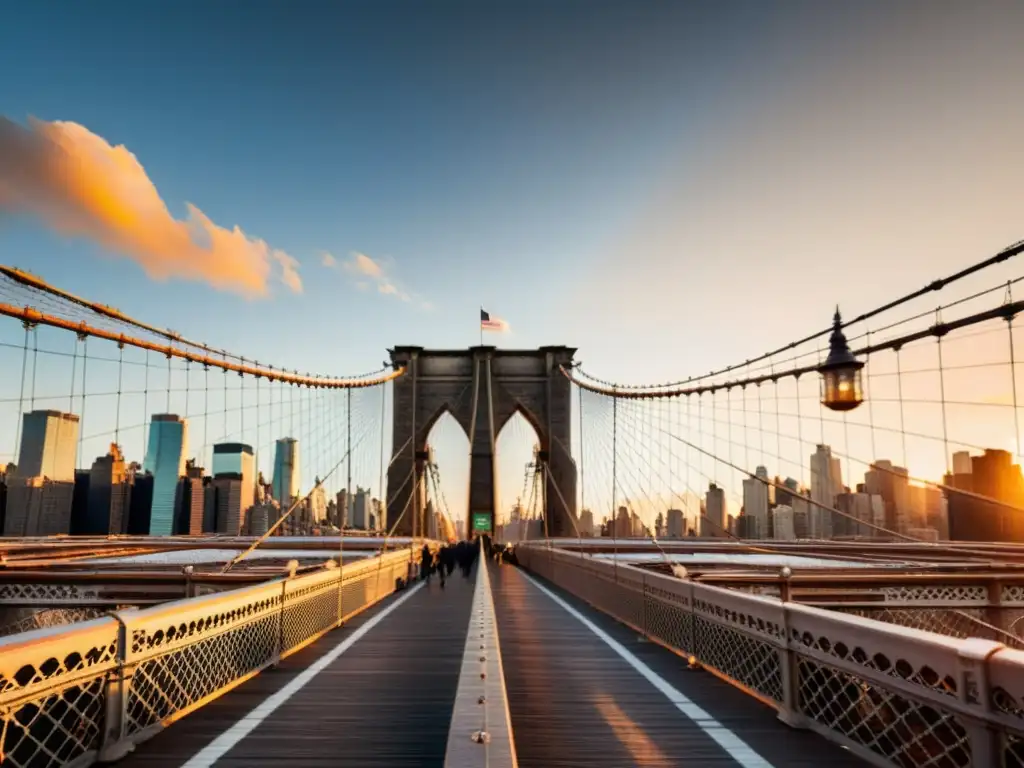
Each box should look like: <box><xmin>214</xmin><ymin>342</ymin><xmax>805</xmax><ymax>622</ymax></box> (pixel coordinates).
<box><xmin>798</xmin><ymin>658</ymin><xmax>971</xmax><ymax>768</ymax></box>
<box><xmin>0</xmin><ymin>547</ymin><xmax>418</xmax><ymax>768</ymax></box>
<box><xmin>0</xmin><ymin>607</ymin><xmax>106</xmax><ymax>639</ymax></box>
<box><xmin>644</xmin><ymin>592</ymin><xmax>694</xmax><ymax>654</ymax></box>
<box><xmin>0</xmin><ymin>583</ymin><xmax>101</xmax><ymax>605</ymax></box>
<box><xmin>0</xmin><ymin>673</ymin><xmax>106</xmax><ymax>768</ymax></box>
<box><xmin>126</xmin><ymin>612</ymin><xmax>280</xmax><ymax>734</ymax></box>
<box><xmin>282</xmin><ymin>581</ymin><xmax>339</xmax><ymax>651</ymax></box>
<box><xmin>597</xmin><ymin>573</ymin><xmax>647</xmax><ymax>630</ymax></box>
<box><xmin>693</xmin><ymin>615</ymin><xmax>784</xmax><ymax>702</ymax></box>
<box><xmin>882</xmin><ymin>586</ymin><xmax>989</xmax><ymax>606</ymax></box>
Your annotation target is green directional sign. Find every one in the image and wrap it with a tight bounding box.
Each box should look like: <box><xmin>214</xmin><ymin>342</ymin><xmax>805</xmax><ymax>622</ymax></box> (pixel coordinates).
<box><xmin>471</xmin><ymin>512</ymin><xmax>491</xmax><ymax>533</ymax></box>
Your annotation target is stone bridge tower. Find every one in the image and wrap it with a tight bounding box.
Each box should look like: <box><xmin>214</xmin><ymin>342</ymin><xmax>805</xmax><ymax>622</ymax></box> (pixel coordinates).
<box><xmin>386</xmin><ymin>346</ymin><xmax>577</xmax><ymax>539</ymax></box>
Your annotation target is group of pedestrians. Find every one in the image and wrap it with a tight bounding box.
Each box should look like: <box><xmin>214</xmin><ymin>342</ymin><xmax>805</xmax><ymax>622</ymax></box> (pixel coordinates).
<box><xmin>420</xmin><ymin>540</ymin><xmax>479</xmax><ymax>586</ymax></box>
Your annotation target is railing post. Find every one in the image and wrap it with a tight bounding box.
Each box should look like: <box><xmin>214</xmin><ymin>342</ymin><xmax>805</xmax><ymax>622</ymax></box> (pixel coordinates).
<box><xmin>98</xmin><ymin>612</ymin><xmax>132</xmax><ymax>763</ymax></box>
<box><xmin>775</xmin><ymin>570</ymin><xmax>808</xmax><ymax>729</ymax></box>
<box><xmin>682</xmin><ymin>574</ymin><xmax>697</xmax><ymax>659</ymax></box>
<box><xmin>641</xmin><ymin>573</ymin><xmax>650</xmax><ymax>637</ymax></box>
<box><xmin>182</xmin><ymin>565</ymin><xmax>195</xmax><ymax>599</ymax></box>
<box><xmin>986</xmin><ymin>579</ymin><xmax>1009</xmax><ymax>633</ymax></box>
<box><xmin>958</xmin><ymin>638</ymin><xmax>1004</xmax><ymax>767</ymax></box>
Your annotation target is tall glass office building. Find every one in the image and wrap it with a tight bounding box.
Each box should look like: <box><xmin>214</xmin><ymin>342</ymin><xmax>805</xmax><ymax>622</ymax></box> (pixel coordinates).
<box><xmin>212</xmin><ymin>443</ymin><xmax>255</xmax><ymax>534</ymax></box>
<box><xmin>272</xmin><ymin>438</ymin><xmax>300</xmax><ymax>505</ymax></box>
<box><xmin>143</xmin><ymin>415</ymin><xmax>188</xmax><ymax>536</ymax></box>
<box><xmin>18</xmin><ymin>410</ymin><xmax>80</xmax><ymax>481</ymax></box>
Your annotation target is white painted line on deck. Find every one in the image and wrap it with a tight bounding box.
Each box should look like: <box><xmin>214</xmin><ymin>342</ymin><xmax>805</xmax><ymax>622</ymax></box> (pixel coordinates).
<box><xmin>180</xmin><ymin>581</ymin><xmax>425</xmax><ymax>768</ymax></box>
<box><xmin>519</xmin><ymin>570</ymin><xmax>777</xmax><ymax>768</ymax></box>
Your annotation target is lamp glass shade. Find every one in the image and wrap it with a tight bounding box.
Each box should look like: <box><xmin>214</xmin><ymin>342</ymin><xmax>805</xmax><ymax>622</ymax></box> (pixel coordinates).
<box><xmin>820</xmin><ymin>366</ymin><xmax>863</xmax><ymax>411</ymax></box>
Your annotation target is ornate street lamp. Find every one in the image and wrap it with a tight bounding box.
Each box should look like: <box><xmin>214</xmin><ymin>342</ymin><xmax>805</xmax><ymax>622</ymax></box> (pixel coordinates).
<box><xmin>818</xmin><ymin>307</ymin><xmax>864</xmax><ymax>412</ymax></box>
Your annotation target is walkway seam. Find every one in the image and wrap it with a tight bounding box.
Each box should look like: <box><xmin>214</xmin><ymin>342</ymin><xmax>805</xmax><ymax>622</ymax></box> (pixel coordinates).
<box><xmin>178</xmin><ymin>581</ymin><xmax>425</xmax><ymax>768</ymax></box>
<box><xmin>444</xmin><ymin>561</ymin><xmax>518</xmax><ymax>768</ymax></box>
<box><xmin>519</xmin><ymin>569</ymin><xmax>778</xmax><ymax>768</ymax></box>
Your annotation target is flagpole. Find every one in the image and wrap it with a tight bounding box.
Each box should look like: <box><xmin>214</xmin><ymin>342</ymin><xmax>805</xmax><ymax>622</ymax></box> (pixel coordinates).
<box><xmin>479</xmin><ymin>306</ymin><xmax>483</xmax><ymax>346</ymax></box>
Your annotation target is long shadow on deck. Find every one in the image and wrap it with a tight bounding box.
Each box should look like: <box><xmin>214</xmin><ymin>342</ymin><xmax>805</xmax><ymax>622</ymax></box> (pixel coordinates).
<box><xmin>491</xmin><ymin>562</ymin><xmax>869</xmax><ymax>768</ymax></box>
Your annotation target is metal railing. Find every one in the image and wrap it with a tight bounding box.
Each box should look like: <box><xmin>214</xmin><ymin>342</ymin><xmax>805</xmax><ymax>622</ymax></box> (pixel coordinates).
<box><xmin>692</xmin><ymin>571</ymin><xmax>1024</xmax><ymax>650</ymax></box>
<box><xmin>0</xmin><ymin>547</ymin><xmax>418</xmax><ymax>768</ymax></box>
<box><xmin>517</xmin><ymin>543</ymin><xmax>1024</xmax><ymax>768</ymax></box>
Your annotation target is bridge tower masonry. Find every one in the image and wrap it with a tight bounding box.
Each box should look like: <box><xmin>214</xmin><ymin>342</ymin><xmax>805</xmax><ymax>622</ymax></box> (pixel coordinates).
<box><xmin>386</xmin><ymin>346</ymin><xmax>578</xmax><ymax>538</ymax></box>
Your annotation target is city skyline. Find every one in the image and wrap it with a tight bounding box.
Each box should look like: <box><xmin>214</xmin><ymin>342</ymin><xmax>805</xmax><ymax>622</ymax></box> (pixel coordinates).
<box><xmin>4</xmin><ymin>393</ymin><xmax>1020</xmax><ymax>546</ymax></box>
<box><xmin>0</xmin><ymin>407</ymin><xmax>406</xmax><ymax>538</ymax></box>
<box><xmin>1</xmin><ymin>3</ymin><xmax>1024</xmax><ymax>530</ymax></box>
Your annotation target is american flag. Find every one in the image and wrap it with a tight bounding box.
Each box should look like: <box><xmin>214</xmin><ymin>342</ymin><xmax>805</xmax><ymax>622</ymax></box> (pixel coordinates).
<box><xmin>480</xmin><ymin>308</ymin><xmax>507</xmax><ymax>331</ymax></box>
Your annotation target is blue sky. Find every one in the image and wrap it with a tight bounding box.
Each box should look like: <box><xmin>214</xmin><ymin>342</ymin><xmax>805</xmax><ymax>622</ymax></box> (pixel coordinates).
<box><xmin>2</xmin><ymin>2</ymin><xmax>1023</xmax><ymax>523</ymax></box>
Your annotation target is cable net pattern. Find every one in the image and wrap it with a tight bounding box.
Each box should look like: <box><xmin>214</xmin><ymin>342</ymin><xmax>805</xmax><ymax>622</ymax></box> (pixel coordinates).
<box><xmin>563</xmin><ymin>245</ymin><xmax>1024</xmax><ymax>561</ymax></box>
<box><xmin>519</xmin><ymin>544</ymin><xmax>1024</xmax><ymax>768</ymax></box>
<box><xmin>0</xmin><ymin>549</ymin><xmax>417</xmax><ymax>768</ymax></box>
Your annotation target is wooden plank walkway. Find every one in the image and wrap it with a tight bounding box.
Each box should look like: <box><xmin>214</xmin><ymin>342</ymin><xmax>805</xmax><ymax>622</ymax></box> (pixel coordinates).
<box><xmin>491</xmin><ymin>562</ymin><xmax>871</xmax><ymax>768</ymax></box>
<box><xmin>118</xmin><ymin>570</ymin><xmax>476</xmax><ymax>767</ymax></box>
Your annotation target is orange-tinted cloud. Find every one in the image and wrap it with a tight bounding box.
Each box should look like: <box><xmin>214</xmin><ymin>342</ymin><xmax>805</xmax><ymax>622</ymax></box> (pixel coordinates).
<box><xmin>0</xmin><ymin>117</ymin><xmax>301</xmax><ymax>297</ymax></box>
<box><xmin>321</xmin><ymin>249</ymin><xmax>433</xmax><ymax>310</ymax></box>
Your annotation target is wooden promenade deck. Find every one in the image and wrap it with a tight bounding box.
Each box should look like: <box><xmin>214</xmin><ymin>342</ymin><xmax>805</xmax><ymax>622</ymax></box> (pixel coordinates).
<box><xmin>118</xmin><ymin>571</ymin><xmax>476</xmax><ymax>767</ymax></box>
<box><xmin>115</xmin><ymin>560</ymin><xmax>872</xmax><ymax>767</ymax></box>
<box><xmin>490</xmin><ymin>561</ymin><xmax>870</xmax><ymax>768</ymax></box>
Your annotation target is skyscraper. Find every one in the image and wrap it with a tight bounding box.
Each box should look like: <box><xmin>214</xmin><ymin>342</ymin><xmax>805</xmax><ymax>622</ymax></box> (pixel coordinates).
<box><xmin>666</xmin><ymin>508</ymin><xmax>684</xmax><ymax>537</ymax></box>
<box><xmin>87</xmin><ymin>444</ymin><xmax>130</xmax><ymax>535</ymax></box>
<box><xmin>578</xmin><ymin>508</ymin><xmax>595</xmax><ymax>537</ymax></box>
<box><xmin>126</xmin><ymin>472</ymin><xmax>155</xmax><ymax>535</ymax></box>
<box><xmin>176</xmin><ymin>460</ymin><xmax>206</xmax><ymax>535</ymax></box>
<box><xmin>213</xmin><ymin>474</ymin><xmax>244</xmax><ymax>535</ymax></box>
<box><xmin>143</xmin><ymin>415</ymin><xmax>188</xmax><ymax>536</ymax></box>
<box><xmin>4</xmin><ymin>410</ymin><xmax>80</xmax><ymax>535</ymax></box>
<box><xmin>308</xmin><ymin>478</ymin><xmax>327</xmax><ymax>523</ymax></box>
<box><xmin>351</xmin><ymin>486</ymin><xmax>370</xmax><ymax>528</ymax></box>
<box><xmin>773</xmin><ymin>505</ymin><xmax>796</xmax><ymax>540</ymax></box>
<box><xmin>952</xmin><ymin>451</ymin><xmax>973</xmax><ymax>476</ymax></box>
<box><xmin>946</xmin><ymin>450</ymin><xmax>1024</xmax><ymax>542</ymax></box>
<box><xmin>70</xmin><ymin>470</ymin><xmax>92</xmax><ymax>535</ymax></box>
<box><xmin>836</xmin><ymin>491</ymin><xmax>872</xmax><ymax>537</ymax></box>
<box><xmin>703</xmin><ymin>483</ymin><xmax>726</xmax><ymax>537</ymax></box>
<box><xmin>17</xmin><ymin>410</ymin><xmax>79</xmax><ymax>482</ymax></box>
<box><xmin>273</xmin><ymin>438</ymin><xmax>300</xmax><ymax>504</ymax></box>
<box><xmin>4</xmin><ymin>477</ymin><xmax>75</xmax><ymax>536</ymax></box>
<box><xmin>742</xmin><ymin>475</ymin><xmax>770</xmax><ymax>538</ymax></box>
<box><xmin>212</xmin><ymin>443</ymin><xmax>255</xmax><ymax>535</ymax></box>
<box><xmin>335</xmin><ymin>489</ymin><xmax>349</xmax><ymax>527</ymax></box>
<box><xmin>614</xmin><ymin>506</ymin><xmax>630</xmax><ymax>538</ymax></box>
<box><xmin>810</xmin><ymin>445</ymin><xmax>843</xmax><ymax>539</ymax></box>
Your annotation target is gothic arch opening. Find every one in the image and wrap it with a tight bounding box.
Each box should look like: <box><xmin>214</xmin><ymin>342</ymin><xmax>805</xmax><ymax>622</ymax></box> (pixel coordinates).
<box><xmin>495</xmin><ymin>409</ymin><xmax>543</xmax><ymax>541</ymax></box>
<box><xmin>422</xmin><ymin>409</ymin><xmax>469</xmax><ymax>540</ymax></box>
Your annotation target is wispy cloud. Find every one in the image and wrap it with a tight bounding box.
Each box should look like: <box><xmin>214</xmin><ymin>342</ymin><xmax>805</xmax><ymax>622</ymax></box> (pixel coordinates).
<box><xmin>322</xmin><ymin>250</ymin><xmax>431</xmax><ymax>309</ymax></box>
<box><xmin>0</xmin><ymin>116</ymin><xmax>302</xmax><ymax>297</ymax></box>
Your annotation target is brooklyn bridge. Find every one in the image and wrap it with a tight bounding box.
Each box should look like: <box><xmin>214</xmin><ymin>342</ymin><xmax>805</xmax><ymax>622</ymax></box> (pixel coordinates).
<box><xmin>1</xmin><ymin>242</ymin><xmax>1024</xmax><ymax>768</ymax></box>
